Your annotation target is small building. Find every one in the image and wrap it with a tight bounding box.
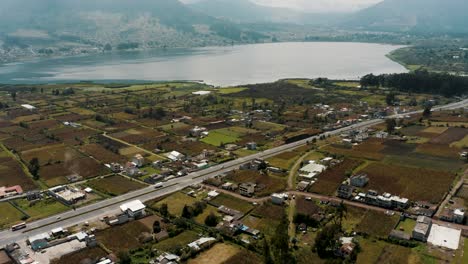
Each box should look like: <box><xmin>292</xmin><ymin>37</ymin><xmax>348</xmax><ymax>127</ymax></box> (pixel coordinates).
<box><xmin>412</xmin><ymin>216</ymin><xmax>432</xmax><ymax>242</ymax></box>
<box><xmin>246</xmin><ymin>142</ymin><xmax>257</xmax><ymax>150</ymax></box>
<box><xmin>110</xmin><ymin>163</ymin><xmax>123</xmax><ymax>173</ymax></box>
<box><xmin>239</xmin><ymin>182</ymin><xmax>256</xmax><ymax>197</ymax></box>
<box><xmin>321</xmin><ymin>157</ymin><xmax>333</xmax><ymax>165</ymax></box>
<box><xmin>350</xmin><ymin>174</ymin><xmax>368</xmax><ymax>187</ymax></box>
<box><xmin>271</xmin><ymin>193</ymin><xmax>288</xmax><ymax>205</ymax></box>
<box><xmin>391</xmin><ymin>196</ymin><xmax>409</xmax><ymax>209</ymax></box>
<box><xmin>120</xmin><ymin>200</ymin><xmax>146</xmax><ymax>218</ymax></box>
<box><xmin>296</xmin><ymin>181</ymin><xmax>311</xmax><ymax>191</ymax></box>
<box><xmin>49</xmin><ymin>185</ymin><xmax>86</xmax><ymax>205</ymax></box>
<box><xmin>187</xmin><ymin>237</ymin><xmax>216</xmax><ymax>252</ymax></box>
<box><xmin>166</xmin><ymin>151</ymin><xmax>185</xmax><ymax>161</ymax></box>
<box><xmin>21</xmin><ymin>104</ymin><xmax>36</xmax><ymax>110</ymax></box>
<box><xmin>221</xmin><ymin>182</ymin><xmax>236</xmax><ymax>191</ymax></box>
<box><xmin>207</xmin><ymin>190</ymin><xmax>220</xmax><ymax>198</ymax></box>
<box><xmin>454</xmin><ymin>209</ymin><xmax>465</xmax><ymax>224</ymax></box>
<box><xmin>337</xmin><ymin>184</ymin><xmax>355</xmax><ymax>199</ymax></box>
<box><xmin>190</xmin><ymin>126</ymin><xmax>208</xmax><ymax>137</ymax></box>
<box><xmin>0</xmin><ymin>185</ymin><xmax>23</xmax><ymax>198</ymax></box>
<box><xmin>299</xmin><ymin>161</ymin><xmax>326</xmax><ymax>180</ymax></box>
<box><xmin>132</xmin><ymin>154</ymin><xmax>145</xmax><ymax>167</ymax></box>
<box><xmin>155</xmin><ymin>252</ymin><xmax>180</xmax><ymax>264</ymax></box>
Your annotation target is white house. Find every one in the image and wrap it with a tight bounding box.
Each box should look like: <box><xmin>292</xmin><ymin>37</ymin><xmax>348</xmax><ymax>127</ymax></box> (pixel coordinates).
<box><xmin>120</xmin><ymin>200</ymin><xmax>146</xmax><ymax>218</ymax></box>
<box><xmin>166</xmin><ymin>151</ymin><xmax>185</xmax><ymax>161</ymax></box>
<box><xmin>132</xmin><ymin>154</ymin><xmax>145</xmax><ymax>167</ymax></box>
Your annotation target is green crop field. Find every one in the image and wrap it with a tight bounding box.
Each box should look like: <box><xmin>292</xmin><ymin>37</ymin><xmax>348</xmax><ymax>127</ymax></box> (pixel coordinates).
<box><xmin>0</xmin><ymin>202</ymin><xmax>25</xmax><ymax>229</ymax></box>
<box><xmin>15</xmin><ymin>198</ymin><xmax>69</xmax><ymax>221</ymax></box>
<box><xmin>153</xmin><ymin>192</ymin><xmax>198</xmax><ymax>216</ymax></box>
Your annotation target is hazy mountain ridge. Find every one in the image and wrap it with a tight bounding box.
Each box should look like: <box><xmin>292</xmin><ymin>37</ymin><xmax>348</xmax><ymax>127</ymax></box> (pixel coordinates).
<box><xmin>0</xmin><ymin>0</ymin><xmax>268</xmax><ymax>61</ymax></box>
<box><xmin>346</xmin><ymin>0</ymin><xmax>468</xmax><ymax>34</ymax></box>
<box><xmin>189</xmin><ymin>0</ymin><xmax>345</xmax><ymax>25</ymax></box>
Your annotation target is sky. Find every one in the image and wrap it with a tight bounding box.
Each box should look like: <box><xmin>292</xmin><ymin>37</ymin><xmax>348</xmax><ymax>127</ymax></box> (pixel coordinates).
<box><xmin>181</xmin><ymin>0</ymin><xmax>383</xmax><ymax>13</ymax></box>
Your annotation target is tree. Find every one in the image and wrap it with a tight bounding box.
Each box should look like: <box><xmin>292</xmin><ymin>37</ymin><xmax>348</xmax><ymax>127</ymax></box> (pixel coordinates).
<box><xmin>423</xmin><ymin>105</ymin><xmax>432</xmax><ymax>118</ymax></box>
<box><xmin>335</xmin><ymin>202</ymin><xmax>348</xmax><ymax>231</ymax></box>
<box><xmin>271</xmin><ymin>215</ymin><xmax>295</xmax><ymax>264</ymax></box>
<box><xmin>204</xmin><ymin>212</ymin><xmax>219</xmax><ymax>227</ymax></box>
<box><xmin>263</xmin><ymin>239</ymin><xmax>274</xmax><ymax>264</ymax></box>
<box><xmin>28</xmin><ymin>158</ymin><xmax>40</xmax><ymax>180</ymax></box>
<box><xmin>11</xmin><ymin>91</ymin><xmax>16</xmax><ymax>101</ymax></box>
<box><xmin>386</xmin><ymin>118</ymin><xmax>397</xmax><ymax>134</ymax></box>
<box><xmin>314</xmin><ymin>224</ymin><xmax>340</xmax><ymax>258</ymax></box>
<box><xmin>182</xmin><ymin>205</ymin><xmax>192</xmax><ymax>218</ymax></box>
<box><xmin>386</xmin><ymin>93</ymin><xmax>396</xmax><ymax>106</ymax></box>
<box><xmin>153</xmin><ymin>220</ymin><xmax>161</xmax><ymax>233</ymax></box>
<box><xmin>118</xmin><ymin>251</ymin><xmax>132</xmax><ymax>264</ymax></box>
<box><xmin>159</xmin><ymin>203</ymin><xmax>169</xmax><ymax>217</ymax></box>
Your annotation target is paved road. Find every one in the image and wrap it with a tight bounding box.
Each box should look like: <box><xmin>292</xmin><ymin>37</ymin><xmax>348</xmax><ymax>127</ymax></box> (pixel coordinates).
<box><xmin>1</xmin><ymin>98</ymin><xmax>467</xmax><ymax>247</ymax></box>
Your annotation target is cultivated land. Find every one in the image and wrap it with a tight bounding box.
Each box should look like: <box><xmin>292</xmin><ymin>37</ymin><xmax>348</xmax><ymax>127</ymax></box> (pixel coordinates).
<box><xmin>0</xmin><ymin>80</ymin><xmax>467</xmax><ymax>263</ymax></box>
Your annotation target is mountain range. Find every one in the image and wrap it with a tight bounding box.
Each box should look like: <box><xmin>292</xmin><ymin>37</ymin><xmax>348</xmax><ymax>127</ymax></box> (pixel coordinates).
<box><xmin>1</xmin><ymin>0</ymin><xmax>468</xmax><ymax>63</ymax></box>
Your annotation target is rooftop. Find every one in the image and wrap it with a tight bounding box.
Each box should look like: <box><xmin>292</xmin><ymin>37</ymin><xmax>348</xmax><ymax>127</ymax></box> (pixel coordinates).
<box><xmin>427</xmin><ymin>224</ymin><xmax>461</xmax><ymax>250</ymax></box>
<box><xmin>120</xmin><ymin>200</ymin><xmax>146</xmax><ymax>212</ymax></box>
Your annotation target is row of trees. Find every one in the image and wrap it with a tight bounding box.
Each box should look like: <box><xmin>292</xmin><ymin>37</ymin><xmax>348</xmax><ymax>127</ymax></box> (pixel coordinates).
<box><xmin>360</xmin><ymin>70</ymin><xmax>468</xmax><ymax>97</ymax></box>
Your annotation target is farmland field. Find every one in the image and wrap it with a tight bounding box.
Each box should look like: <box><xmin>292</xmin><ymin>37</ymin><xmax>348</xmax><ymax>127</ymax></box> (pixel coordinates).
<box><xmin>383</xmin><ymin>153</ymin><xmax>463</xmax><ymax>172</ymax></box>
<box><xmin>430</xmin><ymin>127</ymin><xmax>467</xmax><ymax>144</ymax></box>
<box><xmin>14</xmin><ymin>198</ymin><xmax>69</xmax><ymax>221</ymax></box>
<box><xmin>357</xmin><ymin>239</ymin><xmax>413</xmax><ymax>264</ymax></box>
<box><xmin>96</xmin><ymin>220</ymin><xmax>151</xmax><ymax>253</ymax></box>
<box><xmin>86</xmin><ymin>175</ymin><xmax>146</xmax><ymax>196</ymax></box>
<box><xmin>356</xmin><ymin>210</ymin><xmax>399</xmax><ymax>238</ymax></box>
<box><xmin>80</xmin><ymin>143</ymin><xmax>127</xmax><ymax>164</ymax></box>
<box><xmin>0</xmin><ymin>202</ymin><xmax>25</xmax><ymax>229</ymax></box>
<box><xmin>309</xmin><ymin>159</ymin><xmax>363</xmax><ymax>196</ymax></box>
<box><xmin>210</xmin><ymin>193</ymin><xmax>254</xmax><ymax>213</ymax></box>
<box><xmin>189</xmin><ymin>243</ymin><xmax>261</xmax><ymax>264</ymax></box>
<box><xmin>359</xmin><ymin>162</ymin><xmax>456</xmax><ymax>203</ymax></box>
<box><xmin>201</xmin><ymin>127</ymin><xmax>255</xmax><ymax>147</ymax></box>
<box><xmin>153</xmin><ymin>230</ymin><xmax>199</xmax><ymax>253</ymax></box>
<box><xmin>396</xmin><ymin>219</ymin><xmax>416</xmax><ymax>235</ymax></box>
<box><xmin>0</xmin><ymin>156</ymin><xmax>37</xmax><ymax>191</ymax></box>
<box><xmin>267</xmin><ymin>151</ymin><xmax>302</xmax><ymax>170</ymax></box>
<box><xmin>50</xmin><ymin>246</ymin><xmax>108</xmax><ymax>264</ymax></box>
<box><xmin>226</xmin><ymin>170</ymin><xmax>287</xmax><ymax>197</ymax></box>
<box><xmin>153</xmin><ymin>192</ymin><xmax>198</xmax><ymax>216</ymax></box>
<box><xmin>322</xmin><ymin>144</ymin><xmax>385</xmax><ymax>161</ymax></box>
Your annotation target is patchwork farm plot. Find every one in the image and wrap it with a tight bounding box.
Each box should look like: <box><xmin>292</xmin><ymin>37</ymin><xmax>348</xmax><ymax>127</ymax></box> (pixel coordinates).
<box><xmin>86</xmin><ymin>175</ymin><xmax>146</xmax><ymax>197</ymax></box>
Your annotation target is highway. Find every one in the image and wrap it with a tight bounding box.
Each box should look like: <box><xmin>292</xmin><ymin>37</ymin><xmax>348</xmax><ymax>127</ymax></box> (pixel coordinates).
<box><xmin>1</xmin><ymin>98</ymin><xmax>467</xmax><ymax>247</ymax></box>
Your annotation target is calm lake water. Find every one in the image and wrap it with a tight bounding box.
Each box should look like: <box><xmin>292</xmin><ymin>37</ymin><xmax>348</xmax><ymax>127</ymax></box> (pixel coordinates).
<box><xmin>0</xmin><ymin>42</ymin><xmax>407</xmax><ymax>86</ymax></box>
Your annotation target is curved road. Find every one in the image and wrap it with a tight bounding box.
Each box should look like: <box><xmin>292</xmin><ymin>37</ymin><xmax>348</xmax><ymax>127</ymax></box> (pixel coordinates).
<box><xmin>1</xmin><ymin>98</ymin><xmax>467</xmax><ymax>247</ymax></box>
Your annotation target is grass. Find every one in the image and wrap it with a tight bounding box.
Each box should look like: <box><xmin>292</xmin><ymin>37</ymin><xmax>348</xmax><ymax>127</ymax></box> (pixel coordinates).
<box><xmin>267</xmin><ymin>151</ymin><xmax>301</xmax><ymax>170</ymax></box>
<box><xmin>153</xmin><ymin>230</ymin><xmax>199</xmax><ymax>253</ymax></box>
<box><xmin>86</xmin><ymin>175</ymin><xmax>146</xmax><ymax>196</ymax></box>
<box><xmin>357</xmin><ymin>239</ymin><xmax>412</xmax><ymax>264</ymax></box>
<box><xmin>396</xmin><ymin>219</ymin><xmax>417</xmax><ymax>235</ymax></box>
<box><xmin>451</xmin><ymin>134</ymin><xmax>468</xmax><ymax>148</ymax></box>
<box><xmin>359</xmin><ymin>162</ymin><xmax>456</xmax><ymax>203</ymax></box>
<box><xmin>15</xmin><ymin>198</ymin><xmax>69</xmax><ymax>221</ymax></box>
<box><xmin>189</xmin><ymin>243</ymin><xmax>261</xmax><ymax>264</ymax></box>
<box><xmin>356</xmin><ymin>210</ymin><xmax>400</xmax><ymax>238</ymax></box>
<box><xmin>217</xmin><ymin>87</ymin><xmax>247</xmax><ymax>94</ymax></box>
<box><xmin>0</xmin><ymin>202</ymin><xmax>25</xmax><ymax>229</ymax></box>
<box><xmin>210</xmin><ymin>193</ymin><xmax>254</xmax><ymax>214</ymax></box>
<box><xmin>193</xmin><ymin>205</ymin><xmax>221</xmax><ymax>225</ymax></box>
<box><xmin>462</xmin><ymin>238</ymin><xmax>468</xmax><ymax>264</ymax></box>
<box><xmin>201</xmin><ymin>127</ymin><xmax>254</xmax><ymax>147</ymax></box>
<box><xmin>153</xmin><ymin>192</ymin><xmax>198</xmax><ymax>216</ymax></box>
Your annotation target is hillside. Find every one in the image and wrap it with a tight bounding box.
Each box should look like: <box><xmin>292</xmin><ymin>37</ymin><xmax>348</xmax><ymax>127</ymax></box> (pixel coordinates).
<box><xmin>0</xmin><ymin>0</ymin><xmax>268</xmax><ymax>59</ymax></box>
<box><xmin>190</xmin><ymin>0</ymin><xmax>345</xmax><ymax>25</ymax></box>
<box><xmin>345</xmin><ymin>0</ymin><xmax>468</xmax><ymax>34</ymax></box>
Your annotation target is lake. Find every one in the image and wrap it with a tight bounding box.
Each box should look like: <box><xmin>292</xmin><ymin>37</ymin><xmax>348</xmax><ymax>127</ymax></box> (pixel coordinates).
<box><xmin>0</xmin><ymin>42</ymin><xmax>407</xmax><ymax>86</ymax></box>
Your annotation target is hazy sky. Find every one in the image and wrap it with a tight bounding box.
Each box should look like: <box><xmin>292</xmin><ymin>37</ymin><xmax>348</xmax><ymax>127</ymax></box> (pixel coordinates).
<box><xmin>182</xmin><ymin>0</ymin><xmax>383</xmax><ymax>13</ymax></box>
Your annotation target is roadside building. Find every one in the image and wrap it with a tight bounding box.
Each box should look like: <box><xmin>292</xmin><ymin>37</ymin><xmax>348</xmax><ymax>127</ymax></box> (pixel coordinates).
<box><xmin>189</xmin><ymin>126</ymin><xmax>207</xmax><ymax>137</ymax></box>
<box><xmin>120</xmin><ymin>200</ymin><xmax>146</xmax><ymax>218</ymax></box>
<box><xmin>350</xmin><ymin>174</ymin><xmax>368</xmax><ymax>187</ymax></box>
<box><xmin>0</xmin><ymin>185</ymin><xmax>23</xmax><ymax>199</ymax></box>
<box><xmin>297</xmin><ymin>181</ymin><xmax>311</xmax><ymax>191</ymax></box>
<box><xmin>390</xmin><ymin>196</ymin><xmax>409</xmax><ymax>209</ymax></box>
<box><xmin>299</xmin><ymin>161</ymin><xmax>326</xmax><ymax>180</ymax></box>
<box><xmin>454</xmin><ymin>209</ymin><xmax>465</xmax><ymax>224</ymax></box>
<box><xmin>166</xmin><ymin>151</ymin><xmax>185</xmax><ymax>161</ymax></box>
<box><xmin>48</xmin><ymin>185</ymin><xmax>85</xmax><ymax>205</ymax></box>
<box><xmin>154</xmin><ymin>252</ymin><xmax>180</xmax><ymax>264</ymax></box>
<box><xmin>246</xmin><ymin>142</ymin><xmax>257</xmax><ymax>150</ymax></box>
<box><xmin>239</xmin><ymin>182</ymin><xmax>256</xmax><ymax>197</ymax></box>
<box><xmin>110</xmin><ymin>163</ymin><xmax>122</xmax><ymax>173</ymax></box>
<box><xmin>337</xmin><ymin>184</ymin><xmax>355</xmax><ymax>199</ymax></box>
<box><xmin>132</xmin><ymin>154</ymin><xmax>145</xmax><ymax>167</ymax></box>
<box><xmin>187</xmin><ymin>237</ymin><xmax>216</xmax><ymax>252</ymax></box>
<box><xmin>412</xmin><ymin>216</ymin><xmax>432</xmax><ymax>242</ymax></box>
<box><xmin>271</xmin><ymin>193</ymin><xmax>288</xmax><ymax>205</ymax></box>
<box><xmin>207</xmin><ymin>190</ymin><xmax>220</xmax><ymax>199</ymax></box>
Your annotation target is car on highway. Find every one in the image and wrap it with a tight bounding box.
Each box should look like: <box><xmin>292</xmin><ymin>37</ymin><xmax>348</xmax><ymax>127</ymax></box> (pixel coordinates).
<box><xmin>154</xmin><ymin>182</ymin><xmax>164</xmax><ymax>188</ymax></box>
